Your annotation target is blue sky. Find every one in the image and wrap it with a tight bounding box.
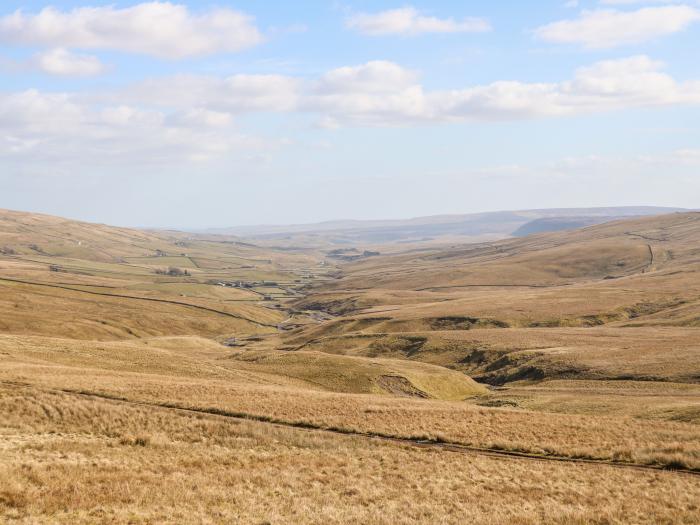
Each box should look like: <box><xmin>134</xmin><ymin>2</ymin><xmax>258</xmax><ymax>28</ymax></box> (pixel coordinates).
<box><xmin>0</xmin><ymin>1</ymin><xmax>699</xmax><ymax>227</ymax></box>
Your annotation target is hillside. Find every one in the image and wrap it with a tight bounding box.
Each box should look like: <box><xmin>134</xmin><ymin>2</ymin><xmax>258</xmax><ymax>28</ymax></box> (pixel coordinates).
<box><xmin>2</xmin><ymin>208</ymin><xmax>700</xmax><ymax>524</ymax></box>
<box><xmin>204</xmin><ymin>206</ymin><xmax>683</xmax><ymax>248</ymax></box>
<box><xmin>316</xmin><ymin>212</ymin><xmax>700</xmax><ymax>290</ymax></box>
<box><xmin>0</xmin><ymin>208</ymin><xmax>326</xmax><ymax>340</ymax></box>
<box><xmin>512</xmin><ymin>216</ymin><xmax>623</xmax><ymax>236</ymax></box>
<box><xmin>0</xmin><ymin>208</ymin><xmax>485</xmax><ymax>402</ymax></box>
<box><xmin>281</xmin><ymin>212</ymin><xmax>700</xmax><ymax>396</ymax></box>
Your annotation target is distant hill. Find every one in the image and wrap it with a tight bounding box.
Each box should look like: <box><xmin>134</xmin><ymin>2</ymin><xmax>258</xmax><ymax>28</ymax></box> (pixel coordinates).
<box><xmin>512</xmin><ymin>216</ymin><xmax>624</xmax><ymax>237</ymax></box>
<box><xmin>316</xmin><ymin>211</ymin><xmax>700</xmax><ymax>292</ymax></box>
<box><xmin>203</xmin><ymin>206</ymin><xmax>686</xmax><ymax>246</ymax></box>
<box><xmin>0</xmin><ymin>208</ymin><xmax>312</xmax><ymax>340</ymax></box>
<box><xmin>285</xmin><ymin>211</ymin><xmax>700</xmax><ymax>387</ymax></box>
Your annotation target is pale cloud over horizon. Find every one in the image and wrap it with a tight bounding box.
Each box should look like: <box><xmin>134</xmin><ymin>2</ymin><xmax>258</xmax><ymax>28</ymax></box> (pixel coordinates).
<box><xmin>3</xmin><ymin>55</ymin><xmax>698</xmax><ymax>165</ymax></box>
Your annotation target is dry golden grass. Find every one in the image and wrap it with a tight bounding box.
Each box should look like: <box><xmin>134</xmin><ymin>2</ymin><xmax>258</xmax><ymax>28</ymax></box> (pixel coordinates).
<box><xmin>0</xmin><ymin>208</ymin><xmax>317</xmax><ymax>268</ymax></box>
<box><xmin>2</xmin><ymin>385</ymin><xmax>699</xmax><ymax>525</ymax></box>
<box><xmin>3</xmin><ymin>209</ymin><xmax>700</xmax><ymax>523</ymax></box>
<box><xmin>0</xmin><ymin>334</ymin><xmax>485</xmax><ymax>399</ymax></box>
<box><xmin>486</xmin><ymin>380</ymin><xmax>700</xmax><ymax>422</ymax></box>
<box><xmin>0</xmin><ymin>208</ymin><xmax>324</xmax><ymax>341</ymax></box>
<box><xmin>230</xmin><ymin>348</ymin><xmax>487</xmax><ymax>399</ymax></box>
<box><xmin>325</xmin><ymin>213</ymin><xmax>700</xmax><ymax>290</ymax></box>
<box><xmin>0</xmin><ymin>278</ymin><xmax>281</xmax><ymax>340</ymax></box>
<box><xmin>295</xmin><ymin>213</ymin><xmax>700</xmax><ymax>333</ymax></box>
<box><xmin>2</xmin><ymin>335</ymin><xmax>698</xmax><ymax>471</ymax></box>
<box><xmin>280</xmin><ymin>326</ymin><xmax>700</xmax><ymax>384</ymax></box>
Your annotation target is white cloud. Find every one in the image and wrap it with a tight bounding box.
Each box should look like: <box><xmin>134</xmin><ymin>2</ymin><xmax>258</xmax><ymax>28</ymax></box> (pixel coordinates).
<box><xmin>535</xmin><ymin>5</ymin><xmax>700</xmax><ymax>48</ymax></box>
<box><xmin>2</xmin><ymin>56</ymin><xmax>700</xmax><ymax>165</ymax></box>
<box><xmin>314</xmin><ymin>56</ymin><xmax>700</xmax><ymax>124</ymax></box>
<box><xmin>166</xmin><ymin>108</ymin><xmax>233</xmax><ymax>128</ymax></box>
<box><xmin>314</xmin><ymin>61</ymin><xmax>418</xmax><ymax>93</ymax></box>
<box><xmin>130</xmin><ymin>74</ymin><xmax>301</xmax><ymax>113</ymax></box>
<box><xmin>34</xmin><ymin>48</ymin><xmax>105</xmax><ymax>76</ymax></box>
<box><xmin>563</xmin><ymin>56</ymin><xmax>683</xmax><ymax>104</ymax></box>
<box><xmin>0</xmin><ymin>2</ymin><xmax>263</xmax><ymax>59</ymax></box>
<box><xmin>478</xmin><ymin>55</ymin><xmax>679</xmax><ymax>115</ymax></box>
<box><xmin>346</xmin><ymin>7</ymin><xmax>491</xmax><ymax>36</ymax></box>
<box><xmin>120</xmin><ymin>56</ymin><xmax>700</xmax><ymax>126</ymax></box>
<box><xmin>0</xmin><ymin>90</ymin><xmax>259</xmax><ymax>164</ymax></box>
<box><xmin>307</xmin><ymin>62</ymin><xmax>428</xmax><ymax>125</ymax></box>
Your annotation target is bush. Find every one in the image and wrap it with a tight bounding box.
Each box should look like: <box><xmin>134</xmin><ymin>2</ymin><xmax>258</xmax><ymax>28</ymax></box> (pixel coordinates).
<box><xmin>155</xmin><ymin>266</ymin><xmax>190</xmax><ymax>277</ymax></box>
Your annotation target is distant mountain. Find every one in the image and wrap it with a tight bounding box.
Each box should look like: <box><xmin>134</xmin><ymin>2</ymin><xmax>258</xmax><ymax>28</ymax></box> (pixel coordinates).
<box><xmin>202</xmin><ymin>207</ymin><xmax>687</xmax><ymax>246</ymax></box>
<box><xmin>512</xmin><ymin>216</ymin><xmax>624</xmax><ymax>237</ymax></box>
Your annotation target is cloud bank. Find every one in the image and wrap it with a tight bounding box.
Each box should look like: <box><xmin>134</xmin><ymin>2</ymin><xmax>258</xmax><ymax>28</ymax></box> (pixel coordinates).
<box><xmin>0</xmin><ymin>2</ymin><xmax>263</xmax><ymax>59</ymax></box>
<box><xmin>2</xmin><ymin>56</ymin><xmax>699</xmax><ymax>164</ymax></box>
<box><xmin>127</xmin><ymin>56</ymin><xmax>700</xmax><ymax>124</ymax></box>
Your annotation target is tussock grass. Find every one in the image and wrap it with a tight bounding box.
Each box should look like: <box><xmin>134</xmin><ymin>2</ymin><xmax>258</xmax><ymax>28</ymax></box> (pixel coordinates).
<box><xmin>2</xmin><ymin>386</ymin><xmax>699</xmax><ymax>524</ymax></box>
<box><xmin>3</xmin><ymin>209</ymin><xmax>700</xmax><ymax>523</ymax></box>
<box><xmin>3</xmin><ymin>344</ymin><xmax>698</xmax><ymax>471</ymax></box>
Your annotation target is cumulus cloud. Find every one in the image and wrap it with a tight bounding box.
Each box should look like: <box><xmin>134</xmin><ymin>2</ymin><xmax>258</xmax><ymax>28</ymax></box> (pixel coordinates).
<box><xmin>439</xmin><ymin>56</ymin><xmax>700</xmax><ymax>121</ymax></box>
<box><xmin>338</xmin><ymin>56</ymin><xmax>700</xmax><ymax>123</ymax></box>
<box><xmin>305</xmin><ymin>61</ymin><xmax>428</xmax><ymax>124</ymax></box>
<box><xmin>115</xmin><ymin>55</ymin><xmax>700</xmax><ymax>127</ymax></box>
<box><xmin>0</xmin><ymin>2</ymin><xmax>263</xmax><ymax>59</ymax></box>
<box><xmin>2</xmin><ymin>56</ymin><xmax>700</xmax><ymax>164</ymax></box>
<box><xmin>0</xmin><ymin>90</ymin><xmax>258</xmax><ymax>164</ymax></box>
<box><xmin>564</xmin><ymin>56</ymin><xmax>677</xmax><ymax>100</ymax></box>
<box><xmin>34</xmin><ymin>48</ymin><xmax>105</xmax><ymax>76</ymax></box>
<box><xmin>346</xmin><ymin>7</ymin><xmax>491</xmax><ymax>36</ymax></box>
<box><xmin>535</xmin><ymin>5</ymin><xmax>700</xmax><ymax>48</ymax></box>
<box><xmin>314</xmin><ymin>61</ymin><xmax>418</xmax><ymax>93</ymax></box>
<box><xmin>130</xmin><ymin>74</ymin><xmax>301</xmax><ymax>112</ymax></box>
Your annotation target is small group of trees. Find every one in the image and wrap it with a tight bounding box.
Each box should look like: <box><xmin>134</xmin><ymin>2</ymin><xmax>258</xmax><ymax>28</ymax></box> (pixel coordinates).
<box><xmin>0</xmin><ymin>246</ymin><xmax>16</xmax><ymax>255</ymax></box>
<box><xmin>155</xmin><ymin>266</ymin><xmax>190</xmax><ymax>277</ymax></box>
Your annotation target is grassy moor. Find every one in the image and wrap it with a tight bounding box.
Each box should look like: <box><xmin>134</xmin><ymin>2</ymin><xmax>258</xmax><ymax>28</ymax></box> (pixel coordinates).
<box><xmin>0</xmin><ymin>208</ymin><xmax>699</xmax><ymax>524</ymax></box>
<box><xmin>3</xmin><ymin>1</ymin><xmax>700</xmax><ymax>522</ymax></box>
<box><xmin>0</xmin><ymin>0</ymin><xmax>700</xmax><ymax>525</ymax></box>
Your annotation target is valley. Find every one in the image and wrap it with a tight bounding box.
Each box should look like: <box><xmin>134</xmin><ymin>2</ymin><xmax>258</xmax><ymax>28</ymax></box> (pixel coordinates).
<box><xmin>1</xmin><ymin>208</ymin><xmax>699</xmax><ymax>524</ymax></box>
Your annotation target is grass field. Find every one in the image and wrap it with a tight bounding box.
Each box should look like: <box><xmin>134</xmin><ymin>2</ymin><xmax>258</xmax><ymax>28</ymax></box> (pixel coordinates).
<box><xmin>4</xmin><ymin>385</ymin><xmax>698</xmax><ymax>525</ymax></box>
<box><xmin>1</xmin><ymin>208</ymin><xmax>699</xmax><ymax>523</ymax></box>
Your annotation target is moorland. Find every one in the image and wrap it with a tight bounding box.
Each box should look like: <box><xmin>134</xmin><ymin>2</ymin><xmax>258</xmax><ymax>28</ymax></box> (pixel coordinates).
<box><xmin>1</xmin><ymin>207</ymin><xmax>699</xmax><ymax>524</ymax></box>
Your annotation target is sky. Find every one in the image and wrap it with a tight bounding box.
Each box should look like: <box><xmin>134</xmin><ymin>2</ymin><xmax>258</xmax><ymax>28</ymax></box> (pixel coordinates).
<box><xmin>0</xmin><ymin>0</ymin><xmax>699</xmax><ymax>228</ymax></box>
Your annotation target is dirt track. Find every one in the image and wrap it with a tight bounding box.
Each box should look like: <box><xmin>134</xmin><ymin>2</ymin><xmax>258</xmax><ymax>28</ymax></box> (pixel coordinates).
<box><xmin>4</xmin><ymin>380</ymin><xmax>698</xmax><ymax>478</ymax></box>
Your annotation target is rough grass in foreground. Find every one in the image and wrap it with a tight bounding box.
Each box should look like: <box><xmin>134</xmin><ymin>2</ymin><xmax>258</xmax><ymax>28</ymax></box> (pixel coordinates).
<box><xmin>1</xmin><ymin>387</ymin><xmax>699</xmax><ymax>525</ymax></box>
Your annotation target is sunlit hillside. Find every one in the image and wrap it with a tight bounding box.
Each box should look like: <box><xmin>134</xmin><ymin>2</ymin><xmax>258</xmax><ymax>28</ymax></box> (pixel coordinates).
<box><xmin>1</xmin><ymin>209</ymin><xmax>699</xmax><ymax>524</ymax></box>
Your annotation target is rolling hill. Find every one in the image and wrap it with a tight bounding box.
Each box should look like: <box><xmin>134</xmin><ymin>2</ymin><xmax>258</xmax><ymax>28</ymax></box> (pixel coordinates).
<box><xmin>2</xmin><ymin>207</ymin><xmax>699</xmax><ymax>524</ymax></box>
<box><xmin>280</xmin><ymin>212</ymin><xmax>700</xmax><ymax>395</ymax></box>
<box><xmin>203</xmin><ymin>206</ymin><xmax>686</xmax><ymax>247</ymax></box>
